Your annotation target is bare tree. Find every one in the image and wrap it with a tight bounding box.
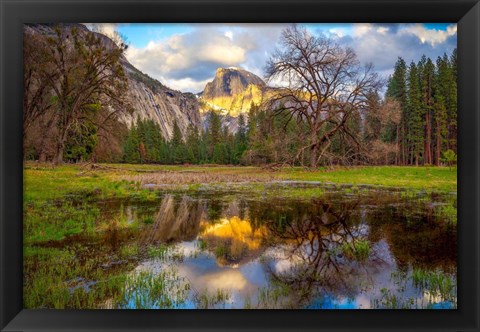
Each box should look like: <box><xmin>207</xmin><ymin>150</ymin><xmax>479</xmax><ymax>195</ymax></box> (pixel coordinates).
<box><xmin>43</xmin><ymin>25</ymin><xmax>131</xmax><ymax>164</ymax></box>
<box><xmin>265</xmin><ymin>25</ymin><xmax>382</xmax><ymax>168</ymax></box>
<box><xmin>379</xmin><ymin>97</ymin><xmax>401</xmax><ymax>164</ymax></box>
<box><xmin>23</xmin><ymin>31</ymin><xmax>57</xmax><ymax>157</ymax></box>
<box><xmin>364</xmin><ymin>96</ymin><xmax>401</xmax><ymax>165</ymax></box>
<box><xmin>87</xmin><ymin>23</ymin><xmax>129</xmax><ymax>50</ymax></box>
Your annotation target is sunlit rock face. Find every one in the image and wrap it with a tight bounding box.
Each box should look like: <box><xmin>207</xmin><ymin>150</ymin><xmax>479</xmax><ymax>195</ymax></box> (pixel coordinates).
<box><xmin>26</xmin><ymin>23</ymin><xmax>202</xmax><ymax>140</ymax></box>
<box><xmin>200</xmin><ymin>216</ymin><xmax>267</xmax><ymax>266</ymax></box>
<box><xmin>200</xmin><ymin>67</ymin><xmax>267</xmax><ymax>117</ymax></box>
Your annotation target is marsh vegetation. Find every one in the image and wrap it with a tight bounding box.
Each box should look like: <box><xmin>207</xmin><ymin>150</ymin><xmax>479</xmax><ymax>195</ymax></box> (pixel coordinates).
<box><xmin>22</xmin><ymin>22</ymin><xmax>458</xmax><ymax>310</ymax></box>
<box><xmin>24</xmin><ymin>164</ymin><xmax>456</xmax><ymax>309</ymax></box>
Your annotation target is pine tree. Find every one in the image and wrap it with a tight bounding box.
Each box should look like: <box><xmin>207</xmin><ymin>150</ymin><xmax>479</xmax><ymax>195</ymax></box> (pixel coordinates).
<box><xmin>206</xmin><ymin>111</ymin><xmax>222</xmax><ymax>161</ymax></box>
<box><xmin>185</xmin><ymin>124</ymin><xmax>201</xmax><ymax>164</ymax></box>
<box><xmin>434</xmin><ymin>55</ymin><xmax>450</xmax><ymax>165</ymax></box>
<box><xmin>139</xmin><ymin>142</ymin><xmax>147</xmax><ymax>164</ymax></box>
<box><xmin>170</xmin><ymin>120</ymin><xmax>185</xmax><ymax>164</ymax></box>
<box><xmin>419</xmin><ymin>56</ymin><xmax>436</xmax><ymax>165</ymax></box>
<box><xmin>212</xmin><ymin>143</ymin><xmax>226</xmax><ymax>164</ymax></box>
<box><xmin>233</xmin><ymin>113</ymin><xmax>248</xmax><ymax>164</ymax></box>
<box><xmin>196</xmin><ymin>128</ymin><xmax>208</xmax><ymax>164</ymax></box>
<box><xmin>447</xmin><ymin>50</ymin><xmax>457</xmax><ymax>152</ymax></box>
<box><xmin>171</xmin><ymin>120</ymin><xmax>183</xmax><ymax>147</ymax></box>
<box><xmin>123</xmin><ymin>125</ymin><xmax>140</xmax><ymax>163</ymax></box>
<box><xmin>407</xmin><ymin>62</ymin><xmax>423</xmax><ymax>166</ymax></box>
<box><xmin>247</xmin><ymin>103</ymin><xmax>258</xmax><ymax>143</ymax></box>
<box><xmin>386</xmin><ymin>58</ymin><xmax>408</xmax><ymax>164</ymax></box>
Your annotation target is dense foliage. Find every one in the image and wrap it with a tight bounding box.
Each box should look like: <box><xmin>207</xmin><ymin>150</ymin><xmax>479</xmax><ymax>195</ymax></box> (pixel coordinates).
<box><xmin>121</xmin><ymin>30</ymin><xmax>456</xmax><ymax>167</ymax></box>
<box><xmin>386</xmin><ymin>51</ymin><xmax>457</xmax><ymax>166</ymax></box>
<box><xmin>24</xmin><ymin>24</ymin><xmax>457</xmax><ymax>167</ymax></box>
<box><xmin>23</xmin><ymin>24</ymin><xmax>130</xmax><ymax>163</ymax></box>
<box><xmin>122</xmin><ymin>113</ymin><xmax>250</xmax><ymax>165</ymax></box>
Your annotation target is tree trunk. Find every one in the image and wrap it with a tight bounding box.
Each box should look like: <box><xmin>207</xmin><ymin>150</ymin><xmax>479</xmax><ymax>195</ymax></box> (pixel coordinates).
<box><xmin>435</xmin><ymin>122</ymin><xmax>441</xmax><ymax>166</ymax></box>
<box><xmin>395</xmin><ymin>126</ymin><xmax>400</xmax><ymax>165</ymax></box>
<box><xmin>38</xmin><ymin>134</ymin><xmax>49</xmax><ymax>162</ymax></box>
<box><xmin>55</xmin><ymin>142</ymin><xmax>65</xmax><ymax>165</ymax></box>
<box><xmin>23</xmin><ymin>130</ymin><xmax>28</xmax><ymax>160</ymax></box>
<box><xmin>425</xmin><ymin>110</ymin><xmax>432</xmax><ymax>165</ymax></box>
<box><xmin>54</xmin><ymin>128</ymin><xmax>69</xmax><ymax>165</ymax></box>
<box><xmin>39</xmin><ymin>152</ymin><xmax>47</xmax><ymax>163</ymax></box>
<box><xmin>310</xmin><ymin>143</ymin><xmax>319</xmax><ymax>168</ymax></box>
<box><xmin>308</xmin><ymin>130</ymin><xmax>319</xmax><ymax>168</ymax></box>
<box><xmin>401</xmin><ymin>124</ymin><xmax>407</xmax><ymax>165</ymax></box>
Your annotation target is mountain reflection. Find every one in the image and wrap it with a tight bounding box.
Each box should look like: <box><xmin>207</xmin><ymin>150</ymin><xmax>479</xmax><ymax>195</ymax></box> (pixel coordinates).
<box><xmin>129</xmin><ymin>192</ymin><xmax>456</xmax><ymax>308</ymax></box>
<box><xmin>141</xmin><ymin>195</ymin><xmax>204</xmax><ymax>243</ymax></box>
<box><xmin>138</xmin><ymin>193</ymin><xmax>456</xmax><ymax>270</ymax></box>
<box><xmin>201</xmin><ymin>216</ymin><xmax>267</xmax><ymax>265</ymax></box>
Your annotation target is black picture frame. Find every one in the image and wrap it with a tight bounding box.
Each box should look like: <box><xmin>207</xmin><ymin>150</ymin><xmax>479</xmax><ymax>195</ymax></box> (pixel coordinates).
<box><xmin>1</xmin><ymin>0</ymin><xmax>479</xmax><ymax>331</ymax></box>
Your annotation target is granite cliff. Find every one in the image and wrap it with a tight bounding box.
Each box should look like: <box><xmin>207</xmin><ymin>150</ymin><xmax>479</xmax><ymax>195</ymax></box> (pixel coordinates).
<box><xmin>25</xmin><ymin>23</ymin><xmax>202</xmax><ymax>140</ymax></box>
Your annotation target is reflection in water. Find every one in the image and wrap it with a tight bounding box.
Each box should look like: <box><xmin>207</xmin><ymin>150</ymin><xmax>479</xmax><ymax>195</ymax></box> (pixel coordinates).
<box><xmin>201</xmin><ymin>216</ymin><xmax>267</xmax><ymax>265</ymax></box>
<box><xmin>36</xmin><ymin>188</ymin><xmax>456</xmax><ymax>309</ymax></box>
<box><xmin>142</xmin><ymin>195</ymin><xmax>204</xmax><ymax>243</ymax></box>
<box><xmin>259</xmin><ymin>201</ymin><xmax>374</xmax><ymax>307</ymax></box>
<box><xmin>127</xmin><ymin>191</ymin><xmax>456</xmax><ymax>309</ymax></box>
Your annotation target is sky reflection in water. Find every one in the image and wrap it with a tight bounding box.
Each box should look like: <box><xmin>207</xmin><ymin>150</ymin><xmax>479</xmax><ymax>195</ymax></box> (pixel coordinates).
<box><xmin>121</xmin><ymin>190</ymin><xmax>457</xmax><ymax>309</ymax></box>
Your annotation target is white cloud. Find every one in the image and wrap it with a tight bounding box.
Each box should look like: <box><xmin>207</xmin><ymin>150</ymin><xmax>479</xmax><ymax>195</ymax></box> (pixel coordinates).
<box><xmin>122</xmin><ymin>23</ymin><xmax>456</xmax><ymax>93</ymax></box>
<box><xmin>400</xmin><ymin>24</ymin><xmax>457</xmax><ymax>46</ymax></box>
<box><xmin>353</xmin><ymin>24</ymin><xmax>373</xmax><ymax>37</ymax></box>
<box><xmin>125</xmin><ymin>27</ymin><xmax>251</xmax><ymax>92</ymax></box>
<box><xmin>329</xmin><ymin>28</ymin><xmax>348</xmax><ymax>38</ymax></box>
<box><xmin>124</xmin><ymin>24</ymin><xmax>288</xmax><ymax>92</ymax></box>
<box><xmin>224</xmin><ymin>30</ymin><xmax>233</xmax><ymax>40</ymax></box>
<box><xmin>198</xmin><ymin>44</ymin><xmax>246</xmax><ymax>65</ymax></box>
<box><xmin>166</xmin><ymin>77</ymin><xmax>211</xmax><ymax>94</ymax></box>
<box><xmin>376</xmin><ymin>26</ymin><xmax>389</xmax><ymax>35</ymax></box>
<box><xmin>333</xmin><ymin>23</ymin><xmax>457</xmax><ymax>79</ymax></box>
<box><xmin>352</xmin><ymin>24</ymin><xmax>389</xmax><ymax>37</ymax></box>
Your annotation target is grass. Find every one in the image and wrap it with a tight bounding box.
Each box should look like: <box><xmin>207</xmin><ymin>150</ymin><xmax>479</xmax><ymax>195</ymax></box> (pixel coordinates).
<box><xmin>279</xmin><ymin>166</ymin><xmax>456</xmax><ymax>192</ymax></box>
<box><xmin>411</xmin><ymin>268</ymin><xmax>456</xmax><ymax>302</ymax></box>
<box><xmin>341</xmin><ymin>240</ymin><xmax>372</xmax><ymax>261</ymax></box>
<box><xmin>148</xmin><ymin>244</ymin><xmax>170</xmax><ymax>259</ymax></box>
<box><xmin>23</xmin><ymin>162</ymin><xmax>456</xmax><ymax>309</ymax></box>
<box><xmin>120</xmin><ymin>269</ymin><xmax>190</xmax><ymax>309</ymax></box>
<box><xmin>196</xmin><ymin>239</ymin><xmax>208</xmax><ymax>251</ymax></box>
<box><xmin>436</xmin><ymin>204</ymin><xmax>457</xmax><ymax>225</ymax></box>
<box><xmin>124</xmin><ymin>170</ymin><xmax>277</xmax><ymax>187</ymax></box>
<box><xmin>24</xmin><ymin>201</ymin><xmax>99</xmax><ymax>243</ymax></box>
<box><xmin>121</xmin><ymin>165</ymin><xmax>457</xmax><ymax>193</ymax></box>
<box><xmin>256</xmin><ymin>280</ymin><xmax>291</xmax><ymax>309</ymax></box>
<box><xmin>142</xmin><ymin>216</ymin><xmax>154</xmax><ymax>225</ymax></box>
<box><xmin>24</xmin><ymin>163</ymin><xmax>457</xmax><ymax>206</ymax></box>
<box><xmin>24</xmin><ymin>163</ymin><xmax>158</xmax><ymax>204</ymax></box>
<box><xmin>147</xmin><ymin>244</ymin><xmax>185</xmax><ymax>262</ymax></box>
<box><xmin>23</xmin><ymin>245</ymin><xmax>130</xmax><ymax>308</ymax></box>
<box><xmin>24</xmin><ymin>242</ymin><xmax>189</xmax><ymax>309</ymax></box>
<box><xmin>194</xmin><ymin>288</ymin><xmax>231</xmax><ymax>309</ymax></box>
<box><xmin>372</xmin><ymin>288</ymin><xmax>417</xmax><ymax>309</ymax></box>
<box><xmin>372</xmin><ymin>268</ymin><xmax>457</xmax><ymax>309</ymax></box>
<box><xmin>120</xmin><ymin>244</ymin><xmax>139</xmax><ymax>258</ymax></box>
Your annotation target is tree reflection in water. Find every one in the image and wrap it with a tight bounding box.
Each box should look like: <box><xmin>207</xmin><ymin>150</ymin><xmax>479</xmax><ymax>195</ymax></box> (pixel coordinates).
<box><xmin>254</xmin><ymin>199</ymin><xmax>378</xmax><ymax>307</ymax></box>
<box><xmin>100</xmin><ymin>191</ymin><xmax>456</xmax><ymax>309</ymax></box>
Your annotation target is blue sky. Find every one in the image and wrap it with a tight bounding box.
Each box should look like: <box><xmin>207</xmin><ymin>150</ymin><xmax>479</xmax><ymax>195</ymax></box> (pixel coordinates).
<box><xmin>87</xmin><ymin>23</ymin><xmax>457</xmax><ymax>93</ymax></box>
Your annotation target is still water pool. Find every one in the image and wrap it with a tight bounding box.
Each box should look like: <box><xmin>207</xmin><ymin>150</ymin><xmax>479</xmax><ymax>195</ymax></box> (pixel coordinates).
<box><xmin>27</xmin><ymin>184</ymin><xmax>457</xmax><ymax>309</ymax></box>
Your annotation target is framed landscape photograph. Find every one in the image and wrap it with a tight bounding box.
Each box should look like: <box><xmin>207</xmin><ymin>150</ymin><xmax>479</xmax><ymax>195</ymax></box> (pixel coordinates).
<box><xmin>1</xmin><ymin>0</ymin><xmax>479</xmax><ymax>331</ymax></box>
